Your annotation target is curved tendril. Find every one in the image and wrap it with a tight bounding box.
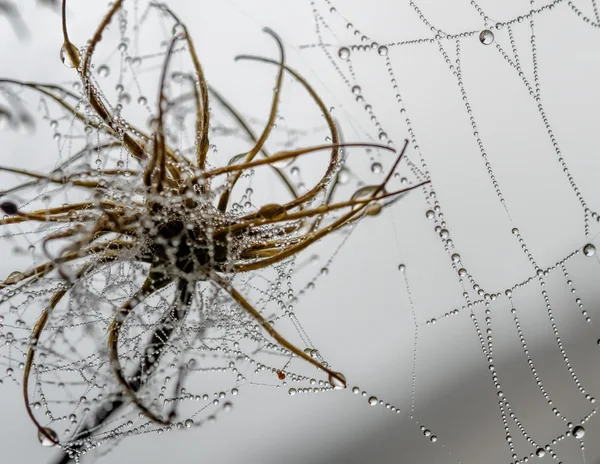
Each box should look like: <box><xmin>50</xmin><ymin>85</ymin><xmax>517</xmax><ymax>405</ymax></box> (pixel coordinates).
<box><xmin>209</xmin><ymin>272</ymin><xmax>346</xmax><ymax>388</ymax></box>
<box><xmin>233</xmin><ymin>143</ymin><xmax>424</xmax><ymax>272</ymax></box>
<box><xmin>217</xmin><ymin>28</ymin><xmax>287</xmax><ymax>212</ymax></box>
<box><xmin>107</xmin><ymin>275</ymin><xmax>173</xmax><ymax>425</ymax></box>
<box><xmin>0</xmin><ymin>79</ymin><xmax>109</xmax><ymax>135</ymax></box>
<box><xmin>216</xmin><ymin>180</ymin><xmax>431</xmax><ymax>239</ymax></box>
<box><xmin>200</xmin><ymin>142</ymin><xmax>393</xmax><ymax>182</ymax></box>
<box><xmin>62</xmin><ymin>0</ymin><xmax>150</xmax><ymax>168</ymax></box>
<box><xmin>233</xmin><ymin>55</ymin><xmax>341</xmax><ymax>212</ymax></box>
<box><xmin>148</xmin><ymin>3</ymin><xmax>211</xmax><ymax>172</ymax></box>
<box><xmin>144</xmin><ymin>34</ymin><xmax>180</xmax><ymax>191</ymax></box>
<box><xmin>208</xmin><ymin>86</ymin><xmax>299</xmax><ymax>201</ymax></box>
<box><xmin>23</xmin><ymin>264</ymin><xmax>92</xmax><ymax>447</ymax></box>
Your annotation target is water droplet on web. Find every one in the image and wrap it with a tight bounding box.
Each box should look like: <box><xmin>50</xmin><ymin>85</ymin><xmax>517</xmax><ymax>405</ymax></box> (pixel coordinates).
<box><xmin>398</xmin><ymin>264</ymin><xmax>406</xmax><ymax>272</ymax></box>
<box><xmin>337</xmin><ymin>168</ymin><xmax>350</xmax><ymax>184</ymax></box>
<box><xmin>328</xmin><ymin>372</ymin><xmax>346</xmax><ymax>389</ymax></box>
<box><xmin>97</xmin><ymin>65</ymin><xmax>110</xmax><ymax>77</ymax></box>
<box><xmin>184</xmin><ymin>419</ymin><xmax>194</xmax><ymax>428</ymax></box>
<box><xmin>479</xmin><ymin>29</ymin><xmax>495</xmax><ymax>45</ymax></box>
<box><xmin>338</xmin><ymin>47</ymin><xmax>351</xmax><ymax>60</ymax></box>
<box><xmin>535</xmin><ymin>448</ymin><xmax>546</xmax><ymax>458</ymax></box>
<box><xmin>351</xmin><ymin>85</ymin><xmax>362</xmax><ymax>95</ymax></box>
<box><xmin>288</xmin><ymin>388</ymin><xmax>297</xmax><ymax>396</ymax></box>
<box><xmin>572</xmin><ymin>425</ymin><xmax>585</xmax><ymax>439</ymax></box>
<box><xmin>451</xmin><ymin>253</ymin><xmax>461</xmax><ymax>263</ymax></box>
<box><xmin>426</xmin><ymin>210</ymin><xmax>435</xmax><ymax>219</ymax></box>
<box><xmin>378</xmin><ymin>45</ymin><xmax>389</xmax><ymax>56</ymax></box>
<box><xmin>38</xmin><ymin>427</ymin><xmax>58</xmax><ymax>447</ymax></box>
<box><xmin>583</xmin><ymin>243</ymin><xmax>596</xmax><ymax>257</ymax></box>
<box><xmin>371</xmin><ymin>162</ymin><xmax>383</xmax><ymax>174</ymax></box>
<box><xmin>368</xmin><ymin>396</ymin><xmax>378</xmax><ymax>405</ymax></box>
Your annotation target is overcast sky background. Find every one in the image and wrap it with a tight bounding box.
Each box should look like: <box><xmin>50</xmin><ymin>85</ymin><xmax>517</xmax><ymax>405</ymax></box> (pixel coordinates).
<box><xmin>1</xmin><ymin>1</ymin><xmax>600</xmax><ymax>463</ymax></box>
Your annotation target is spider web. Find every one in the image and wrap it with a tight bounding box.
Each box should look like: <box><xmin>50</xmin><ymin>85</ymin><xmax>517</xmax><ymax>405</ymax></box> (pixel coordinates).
<box><xmin>294</xmin><ymin>0</ymin><xmax>600</xmax><ymax>463</ymax></box>
<box><xmin>1</xmin><ymin>0</ymin><xmax>600</xmax><ymax>463</ymax></box>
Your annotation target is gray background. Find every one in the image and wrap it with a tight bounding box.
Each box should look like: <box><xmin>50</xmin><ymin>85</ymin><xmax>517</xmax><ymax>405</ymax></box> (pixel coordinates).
<box><xmin>1</xmin><ymin>0</ymin><xmax>600</xmax><ymax>463</ymax></box>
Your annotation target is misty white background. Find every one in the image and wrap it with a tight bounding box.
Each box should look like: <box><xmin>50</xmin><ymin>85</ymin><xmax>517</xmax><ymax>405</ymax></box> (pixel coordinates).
<box><xmin>1</xmin><ymin>1</ymin><xmax>600</xmax><ymax>463</ymax></box>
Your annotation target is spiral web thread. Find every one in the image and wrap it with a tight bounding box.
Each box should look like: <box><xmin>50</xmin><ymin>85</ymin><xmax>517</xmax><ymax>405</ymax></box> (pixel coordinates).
<box><xmin>299</xmin><ymin>0</ymin><xmax>600</xmax><ymax>463</ymax></box>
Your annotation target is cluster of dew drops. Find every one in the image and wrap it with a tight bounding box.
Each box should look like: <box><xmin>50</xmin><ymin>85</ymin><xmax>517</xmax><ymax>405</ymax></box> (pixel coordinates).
<box><xmin>336</xmin><ymin>26</ymin><xmax>497</xmax><ymax>65</ymax></box>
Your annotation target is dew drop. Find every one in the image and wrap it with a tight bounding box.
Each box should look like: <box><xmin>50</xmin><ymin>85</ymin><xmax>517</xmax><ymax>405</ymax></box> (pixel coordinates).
<box><xmin>228</xmin><ymin>153</ymin><xmax>247</xmax><ymax>166</ymax></box>
<box><xmin>60</xmin><ymin>42</ymin><xmax>80</xmax><ymax>68</ymax></box>
<box><xmin>328</xmin><ymin>372</ymin><xmax>347</xmax><ymax>389</ymax></box>
<box><xmin>368</xmin><ymin>396</ymin><xmax>378</xmax><ymax>405</ymax></box>
<box><xmin>172</xmin><ymin>23</ymin><xmax>186</xmax><ymax>36</ymax></box>
<box><xmin>451</xmin><ymin>253</ymin><xmax>461</xmax><ymax>263</ymax></box>
<box><xmin>479</xmin><ymin>29</ymin><xmax>495</xmax><ymax>45</ymax></box>
<box><xmin>338</xmin><ymin>47</ymin><xmax>351</xmax><ymax>60</ymax></box>
<box><xmin>377</xmin><ymin>45</ymin><xmax>389</xmax><ymax>56</ymax></box>
<box><xmin>426</xmin><ymin>210</ymin><xmax>435</xmax><ymax>219</ymax></box>
<box><xmin>288</xmin><ymin>388</ymin><xmax>297</xmax><ymax>396</ymax></box>
<box><xmin>337</xmin><ymin>168</ymin><xmax>350</xmax><ymax>184</ymax></box>
<box><xmin>4</xmin><ymin>271</ymin><xmax>25</xmax><ymax>285</ymax></box>
<box><xmin>366</xmin><ymin>203</ymin><xmax>382</xmax><ymax>216</ymax></box>
<box><xmin>398</xmin><ymin>264</ymin><xmax>406</xmax><ymax>272</ymax></box>
<box><xmin>535</xmin><ymin>448</ymin><xmax>546</xmax><ymax>458</ymax></box>
<box><xmin>184</xmin><ymin>419</ymin><xmax>194</xmax><ymax>428</ymax></box>
<box><xmin>371</xmin><ymin>162</ymin><xmax>383</xmax><ymax>174</ymax></box>
<box><xmin>0</xmin><ymin>201</ymin><xmax>18</xmax><ymax>215</ymax></box>
<box><xmin>572</xmin><ymin>425</ymin><xmax>585</xmax><ymax>439</ymax></box>
<box><xmin>38</xmin><ymin>427</ymin><xmax>58</xmax><ymax>447</ymax></box>
<box><xmin>583</xmin><ymin>243</ymin><xmax>596</xmax><ymax>257</ymax></box>
<box><xmin>97</xmin><ymin>65</ymin><xmax>110</xmax><ymax>77</ymax></box>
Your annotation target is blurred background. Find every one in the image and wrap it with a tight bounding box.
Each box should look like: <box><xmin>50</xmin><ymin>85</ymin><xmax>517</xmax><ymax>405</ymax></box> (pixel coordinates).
<box><xmin>1</xmin><ymin>0</ymin><xmax>600</xmax><ymax>463</ymax></box>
